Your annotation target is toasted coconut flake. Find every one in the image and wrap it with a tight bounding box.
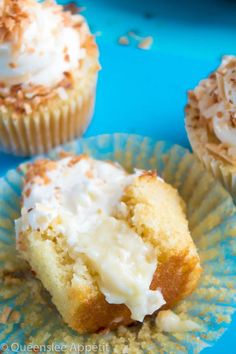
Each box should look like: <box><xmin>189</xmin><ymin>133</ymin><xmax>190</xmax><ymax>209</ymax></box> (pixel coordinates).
<box><xmin>206</xmin><ymin>143</ymin><xmax>236</xmax><ymax>166</ymax></box>
<box><xmin>25</xmin><ymin>159</ymin><xmax>57</xmax><ymax>185</ymax></box>
<box><xmin>9</xmin><ymin>62</ymin><xmax>17</xmax><ymax>68</ymax></box>
<box><xmin>58</xmin><ymin>150</ymin><xmax>75</xmax><ymax>159</ymax></box>
<box><xmin>118</xmin><ymin>36</ymin><xmax>129</xmax><ymax>46</ymax></box>
<box><xmin>0</xmin><ymin>306</ymin><xmax>12</xmax><ymax>323</ymax></box>
<box><xmin>9</xmin><ymin>310</ymin><xmax>20</xmax><ymax>323</ymax></box>
<box><xmin>138</xmin><ymin>36</ymin><xmax>153</xmax><ymax>50</ymax></box>
<box><xmin>63</xmin><ymin>3</ymin><xmax>80</xmax><ymax>15</ymax></box>
<box><xmin>64</xmin><ymin>53</ymin><xmax>70</xmax><ymax>62</ymax></box>
<box><xmin>216</xmin><ymin>72</ymin><xmax>226</xmax><ymax>101</ymax></box>
<box><xmin>67</xmin><ymin>154</ymin><xmax>88</xmax><ymax>167</ymax></box>
<box><xmin>0</xmin><ymin>0</ymin><xmax>32</xmax><ymax>52</ymax></box>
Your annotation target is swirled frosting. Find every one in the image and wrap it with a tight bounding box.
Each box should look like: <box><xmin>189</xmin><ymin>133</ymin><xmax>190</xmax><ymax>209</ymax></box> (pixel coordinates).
<box><xmin>0</xmin><ymin>0</ymin><xmax>86</xmax><ymax>87</ymax></box>
<box><xmin>191</xmin><ymin>56</ymin><xmax>236</xmax><ymax>147</ymax></box>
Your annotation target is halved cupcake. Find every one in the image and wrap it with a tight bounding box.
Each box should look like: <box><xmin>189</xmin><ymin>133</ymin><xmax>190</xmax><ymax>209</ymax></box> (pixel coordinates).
<box><xmin>186</xmin><ymin>56</ymin><xmax>236</xmax><ymax>202</ymax></box>
<box><xmin>0</xmin><ymin>0</ymin><xmax>99</xmax><ymax>155</ymax></box>
<box><xmin>15</xmin><ymin>154</ymin><xmax>201</xmax><ymax>333</ymax></box>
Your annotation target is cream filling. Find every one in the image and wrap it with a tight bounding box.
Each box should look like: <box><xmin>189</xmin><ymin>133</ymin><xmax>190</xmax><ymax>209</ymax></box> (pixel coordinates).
<box><xmin>16</xmin><ymin>156</ymin><xmax>165</xmax><ymax>322</ymax></box>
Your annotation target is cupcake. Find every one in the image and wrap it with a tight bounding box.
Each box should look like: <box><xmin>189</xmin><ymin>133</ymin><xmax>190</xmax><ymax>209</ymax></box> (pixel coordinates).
<box><xmin>0</xmin><ymin>0</ymin><xmax>99</xmax><ymax>156</ymax></box>
<box><xmin>15</xmin><ymin>154</ymin><xmax>201</xmax><ymax>333</ymax></box>
<box><xmin>1</xmin><ymin>134</ymin><xmax>236</xmax><ymax>352</ymax></box>
<box><xmin>186</xmin><ymin>56</ymin><xmax>236</xmax><ymax>202</ymax></box>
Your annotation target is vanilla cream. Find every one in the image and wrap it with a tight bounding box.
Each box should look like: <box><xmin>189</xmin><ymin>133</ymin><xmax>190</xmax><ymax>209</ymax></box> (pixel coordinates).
<box><xmin>16</xmin><ymin>156</ymin><xmax>165</xmax><ymax>321</ymax></box>
<box><xmin>0</xmin><ymin>0</ymin><xmax>85</xmax><ymax>88</ymax></box>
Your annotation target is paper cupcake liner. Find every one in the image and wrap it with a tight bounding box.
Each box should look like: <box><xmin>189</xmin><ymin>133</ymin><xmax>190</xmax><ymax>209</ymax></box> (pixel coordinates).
<box><xmin>0</xmin><ymin>78</ymin><xmax>97</xmax><ymax>157</ymax></box>
<box><xmin>0</xmin><ymin>134</ymin><xmax>236</xmax><ymax>353</ymax></box>
<box><xmin>186</xmin><ymin>104</ymin><xmax>236</xmax><ymax>204</ymax></box>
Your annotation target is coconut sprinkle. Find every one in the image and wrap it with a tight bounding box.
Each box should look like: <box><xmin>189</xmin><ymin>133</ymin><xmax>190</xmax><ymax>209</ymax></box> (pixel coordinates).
<box><xmin>118</xmin><ymin>31</ymin><xmax>154</xmax><ymax>50</ymax></box>
<box><xmin>138</xmin><ymin>36</ymin><xmax>153</xmax><ymax>50</ymax></box>
<box><xmin>118</xmin><ymin>36</ymin><xmax>129</xmax><ymax>46</ymax></box>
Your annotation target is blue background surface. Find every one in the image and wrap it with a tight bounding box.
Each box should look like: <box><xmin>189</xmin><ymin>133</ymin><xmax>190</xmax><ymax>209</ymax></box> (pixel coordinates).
<box><xmin>0</xmin><ymin>0</ymin><xmax>236</xmax><ymax>352</ymax></box>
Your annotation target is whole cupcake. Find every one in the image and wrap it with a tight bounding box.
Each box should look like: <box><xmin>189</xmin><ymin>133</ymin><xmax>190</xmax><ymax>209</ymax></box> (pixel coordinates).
<box><xmin>0</xmin><ymin>0</ymin><xmax>99</xmax><ymax>156</ymax></box>
<box><xmin>186</xmin><ymin>55</ymin><xmax>236</xmax><ymax>202</ymax></box>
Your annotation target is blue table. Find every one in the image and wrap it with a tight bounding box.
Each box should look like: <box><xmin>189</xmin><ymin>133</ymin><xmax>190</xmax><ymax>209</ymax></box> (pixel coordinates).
<box><xmin>0</xmin><ymin>1</ymin><xmax>236</xmax><ymax>352</ymax></box>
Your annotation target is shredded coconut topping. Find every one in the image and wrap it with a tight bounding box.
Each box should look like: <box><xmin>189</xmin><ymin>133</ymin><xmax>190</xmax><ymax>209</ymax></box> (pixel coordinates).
<box><xmin>0</xmin><ymin>0</ymin><xmax>99</xmax><ymax>113</ymax></box>
<box><xmin>188</xmin><ymin>56</ymin><xmax>236</xmax><ymax>165</ymax></box>
<box><xmin>0</xmin><ymin>0</ymin><xmax>31</xmax><ymax>48</ymax></box>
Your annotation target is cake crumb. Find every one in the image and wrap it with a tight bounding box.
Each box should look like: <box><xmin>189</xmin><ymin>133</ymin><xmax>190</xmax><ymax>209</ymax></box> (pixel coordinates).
<box><xmin>9</xmin><ymin>310</ymin><xmax>21</xmax><ymax>323</ymax></box>
<box><xmin>0</xmin><ymin>306</ymin><xmax>12</xmax><ymax>323</ymax></box>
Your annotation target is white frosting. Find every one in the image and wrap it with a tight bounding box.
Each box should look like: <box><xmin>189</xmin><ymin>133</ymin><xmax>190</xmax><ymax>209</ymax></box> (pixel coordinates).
<box><xmin>155</xmin><ymin>310</ymin><xmax>200</xmax><ymax>332</ymax></box>
<box><xmin>195</xmin><ymin>56</ymin><xmax>236</xmax><ymax>147</ymax></box>
<box><xmin>0</xmin><ymin>1</ymin><xmax>85</xmax><ymax>87</ymax></box>
<box><xmin>16</xmin><ymin>156</ymin><xmax>165</xmax><ymax>321</ymax></box>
